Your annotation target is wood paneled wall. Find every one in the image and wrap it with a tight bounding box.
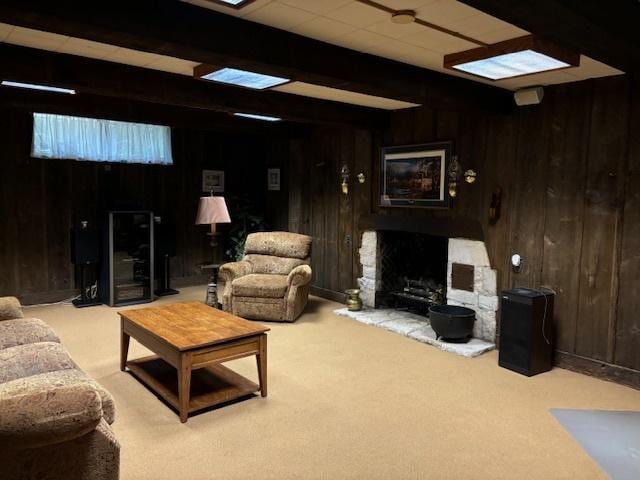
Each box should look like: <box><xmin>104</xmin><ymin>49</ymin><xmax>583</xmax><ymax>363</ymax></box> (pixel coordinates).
<box><xmin>288</xmin><ymin>74</ymin><xmax>640</xmax><ymax>386</ymax></box>
<box><xmin>0</xmin><ymin>106</ymin><xmax>278</xmax><ymax>303</ymax></box>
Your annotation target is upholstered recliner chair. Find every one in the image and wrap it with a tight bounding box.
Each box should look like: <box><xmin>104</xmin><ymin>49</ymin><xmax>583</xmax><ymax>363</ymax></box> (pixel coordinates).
<box><xmin>218</xmin><ymin>232</ymin><xmax>312</xmax><ymax>322</ymax></box>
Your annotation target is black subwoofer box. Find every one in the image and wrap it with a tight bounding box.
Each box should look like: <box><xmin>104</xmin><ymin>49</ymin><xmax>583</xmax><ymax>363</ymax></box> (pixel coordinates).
<box><xmin>499</xmin><ymin>288</ymin><xmax>554</xmax><ymax>376</ymax></box>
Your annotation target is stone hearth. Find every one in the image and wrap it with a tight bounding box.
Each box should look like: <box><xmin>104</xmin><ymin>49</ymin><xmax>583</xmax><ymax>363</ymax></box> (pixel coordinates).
<box><xmin>334</xmin><ymin>308</ymin><xmax>494</xmax><ymax>358</ymax></box>
<box><xmin>357</xmin><ymin>230</ymin><xmax>498</xmax><ymax>343</ymax></box>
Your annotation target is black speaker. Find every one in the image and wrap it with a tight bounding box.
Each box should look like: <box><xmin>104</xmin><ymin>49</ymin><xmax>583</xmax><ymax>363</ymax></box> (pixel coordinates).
<box><xmin>70</xmin><ymin>219</ymin><xmax>101</xmax><ymax>308</ymax></box>
<box><xmin>71</xmin><ymin>220</ymin><xmax>100</xmax><ymax>265</ymax></box>
<box><xmin>499</xmin><ymin>288</ymin><xmax>554</xmax><ymax>376</ymax></box>
<box><xmin>153</xmin><ymin>216</ymin><xmax>179</xmax><ymax>297</ymax></box>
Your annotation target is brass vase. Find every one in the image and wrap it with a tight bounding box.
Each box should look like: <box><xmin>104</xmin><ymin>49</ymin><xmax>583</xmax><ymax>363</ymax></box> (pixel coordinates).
<box><xmin>345</xmin><ymin>288</ymin><xmax>363</xmax><ymax>311</ymax></box>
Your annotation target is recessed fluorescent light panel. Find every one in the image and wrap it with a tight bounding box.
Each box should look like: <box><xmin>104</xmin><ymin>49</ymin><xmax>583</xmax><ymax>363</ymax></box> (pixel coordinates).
<box><xmin>1</xmin><ymin>80</ymin><xmax>76</xmax><ymax>95</ymax></box>
<box><xmin>444</xmin><ymin>35</ymin><xmax>580</xmax><ymax>81</ymax></box>
<box><xmin>200</xmin><ymin>67</ymin><xmax>289</xmax><ymax>90</ymax></box>
<box><xmin>452</xmin><ymin>50</ymin><xmax>569</xmax><ymax>80</ymax></box>
<box><xmin>233</xmin><ymin>113</ymin><xmax>281</xmax><ymax>122</ymax></box>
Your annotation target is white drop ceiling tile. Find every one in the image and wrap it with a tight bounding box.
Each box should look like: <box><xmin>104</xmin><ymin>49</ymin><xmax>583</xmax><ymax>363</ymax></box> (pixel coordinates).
<box><xmin>475</xmin><ymin>25</ymin><xmax>529</xmax><ymax>44</ymax></box>
<box><xmin>273</xmin><ymin>81</ymin><xmax>419</xmax><ymax>109</ymax></box>
<box><xmin>106</xmin><ymin>47</ymin><xmax>163</xmax><ymax>67</ymax></box>
<box><xmin>401</xmin><ymin>27</ymin><xmax>475</xmax><ymax>53</ymax></box>
<box><xmin>573</xmin><ymin>56</ymin><xmax>624</xmax><ymax>78</ymax></box>
<box><xmin>448</xmin><ymin>13</ymin><xmax>514</xmax><ymax>37</ymax></box>
<box><xmin>145</xmin><ymin>57</ymin><xmax>198</xmax><ymax>76</ymax></box>
<box><xmin>374</xmin><ymin>0</ymin><xmax>439</xmax><ymax>9</ymax></box>
<box><xmin>365</xmin><ymin>18</ymin><xmax>425</xmax><ymax>39</ymax></box>
<box><xmin>324</xmin><ymin>2</ymin><xmax>390</xmax><ymax>28</ymax></box>
<box><xmin>497</xmin><ymin>70</ymin><xmax>579</xmax><ymax>90</ymax></box>
<box><xmin>0</xmin><ymin>23</ymin><xmax>14</xmax><ymax>41</ymax></box>
<box><xmin>393</xmin><ymin>45</ymin><xmax>442</xmax><ymax>69</ymax></box>
<box><xmin>416</xmin><ymin>0</ymin><xmax>481</xmax><ymax>27</ymax></box>
<box><xmin>291</xmin><ymin>16</ymin><xmax>357</xmax><ymax>41</ymax></box>
<box><xmin>244</xmin><ymin>2</ymin><xmax>315</xmax><ymax>30</ymax></box>
<box><xmin>336</xmin><ymin>29</ymin><xmax>391</xmax><ymax>51</ymax></box>
<box><xmin>57</xmin><ymin>38</ymin><xmax>120</xmax><ymax>60</ymax></box>
<box><xmin>6</xmin><ymin>27</ymin><xmax>69</xmax><ymax>50</ymax></box>
<box><xmin>277</xmin><ymin>0</ymin><xmax>351</xmax><ymax>15</ymax></box>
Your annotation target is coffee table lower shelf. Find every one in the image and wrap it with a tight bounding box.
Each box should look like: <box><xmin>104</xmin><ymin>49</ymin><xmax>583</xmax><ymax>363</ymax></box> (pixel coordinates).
<box><xmin>126</xmin><ymin>355</ymin><xmax>260</xmax><ymax>415</ymax></box>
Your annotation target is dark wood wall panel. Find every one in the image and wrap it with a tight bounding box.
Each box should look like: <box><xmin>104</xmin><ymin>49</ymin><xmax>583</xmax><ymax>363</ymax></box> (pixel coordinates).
<box><xmin>0</xmin><ymin>106</ymin><xmax>274</xmax><ymax>302</ymax></box>
<box><xmin>288</xmin><ymin>74</ymin><xmax>640</xmax><ymax>387</ymax></box>
<box><xmin>575</xmin><ymin>77</ymin><xmax>629</xmax><ymax>362</ymax></box>
<box><xmin>541</xmin><ymin>82</ymin><xmax>591</xmax><ymax>354</ymax></box>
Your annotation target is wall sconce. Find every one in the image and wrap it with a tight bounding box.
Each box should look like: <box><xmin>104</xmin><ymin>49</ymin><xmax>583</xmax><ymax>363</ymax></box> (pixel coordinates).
<box><xmin>340</xmin><ymin>164</ymin><xmax>350</xmax><ymax>194</ymax></box>
<box><xmin>464</xmin><ymin>169</ymin><xmax>477</xmax><ymax>183</ymax></box>
<box><xmin>357</xmin><ymin>172</ymin><xmax>366</xmax><ymax>184</ymax></box>
<box><xmin>448</xmin><ymin>155</ymin><xmax>462</xmax><ymax>198</ymax></box>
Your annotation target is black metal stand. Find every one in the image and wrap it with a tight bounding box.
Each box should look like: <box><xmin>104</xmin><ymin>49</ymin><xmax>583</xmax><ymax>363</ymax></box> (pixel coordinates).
<box><xmin>72</xmin><ymin>263</ymin><xmax>101</xmax><ymax>308</ymax></box>
<box><xmin>154</xmin><ymin>254</ymin><xmax>179</xmax><ymax>297</ymax></box>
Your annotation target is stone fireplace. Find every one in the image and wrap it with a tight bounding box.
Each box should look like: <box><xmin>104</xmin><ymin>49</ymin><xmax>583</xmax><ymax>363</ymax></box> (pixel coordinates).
<box><xmin>358</xmin><ymin>230</ymin><xmax>498</xmax><ymax>342</ymax></box>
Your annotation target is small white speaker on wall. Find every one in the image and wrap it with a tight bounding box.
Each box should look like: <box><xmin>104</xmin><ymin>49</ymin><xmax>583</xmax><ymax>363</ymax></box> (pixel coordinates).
<box><xmin>514</xmin><ymin>87</ymin><xmax>544</xmax><ymax>106</ymax></box>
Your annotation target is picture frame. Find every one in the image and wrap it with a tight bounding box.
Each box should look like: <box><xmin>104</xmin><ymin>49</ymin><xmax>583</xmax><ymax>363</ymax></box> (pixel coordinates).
<box><xmin>202</xmin><ymin>170</ymin><xmax>224</xmax><ymax>193</ymax></box>
<box><xmin>267</xmin><ymin>168</ymin><xmax>281</xmax><ymax>191</ymax></box>
<box><xmin>379</xmin><ymin>141</ymin><xmax>453</xmax><ymax>208</ymax></box>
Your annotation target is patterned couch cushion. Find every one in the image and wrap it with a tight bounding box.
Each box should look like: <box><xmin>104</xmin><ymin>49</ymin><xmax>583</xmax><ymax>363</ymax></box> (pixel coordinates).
<box><xmin>0</xmin><ymin>318</ymin><xmax>60</xmax><ymax>350</ymax></box>
<box><xmin>244</xmin><ymin>254</ymin><xmax>307</xmax><ymax>275</ymax></box>
<box><xmin>0</xmin><ymin>369</ymin><xmax>116</xmax><ymax>425</ymax></box>
<box><xmin>232</xmin><ymin>274</ymin><xmax>289</xmax><ymax>298</ymax></box>
<box><xmin>0</xmin><ymin>342</ymin><xmax>76</xmax><ymax>385</ymax></box>
<box><xmin>244</xmin><ymin>232</ymin><xmax>312</xmax><ymax>259</ymax></box>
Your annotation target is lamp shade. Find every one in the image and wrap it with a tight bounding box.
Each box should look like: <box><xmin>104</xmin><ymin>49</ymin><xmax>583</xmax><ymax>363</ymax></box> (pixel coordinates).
<box><xmin>195</xmin><ymin>196</ymin><xmax>231</xmax><ymax>225</ymax></box>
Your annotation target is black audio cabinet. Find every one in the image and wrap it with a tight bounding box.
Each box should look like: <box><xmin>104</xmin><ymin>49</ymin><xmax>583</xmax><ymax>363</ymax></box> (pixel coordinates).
<box><xmin>100</xmin><ymin>211</ymin><xmax>154</xmax><ymax>307</ymax></box>
<box><xmin>499</xmin><ymin>288</ymin><xmax>554</xmax><ymax>376</ymax></box>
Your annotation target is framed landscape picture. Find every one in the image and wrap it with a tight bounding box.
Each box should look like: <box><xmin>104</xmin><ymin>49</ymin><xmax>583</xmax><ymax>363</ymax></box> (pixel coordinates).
<box><xmin>379</xmin><ymin>141</ymin><xmax>453</xmax><ymax>208</ymax></box>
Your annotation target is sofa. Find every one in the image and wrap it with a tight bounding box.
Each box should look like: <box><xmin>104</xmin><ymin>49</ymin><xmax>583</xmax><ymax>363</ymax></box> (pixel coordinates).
<box><xmin>0</xmin><ymin>296</ymin><xmax>119</xmax><ymax>480</ymax></box>
<box><xmin>218</xmin><ymin>232</ymin><xmax>312</xmax><ymax>322</ymax></box>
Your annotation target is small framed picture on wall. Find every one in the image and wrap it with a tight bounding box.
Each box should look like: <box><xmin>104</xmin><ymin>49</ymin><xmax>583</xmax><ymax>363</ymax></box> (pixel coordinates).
<box><xmin>202</xmin><ymin>170</ymin><xmax>224</xmax><ymax>193</ymax></box>
<box><xmin>267</xmin><ymin>168</ymin><xmax>281</xmax><ymax>191</ymax></box>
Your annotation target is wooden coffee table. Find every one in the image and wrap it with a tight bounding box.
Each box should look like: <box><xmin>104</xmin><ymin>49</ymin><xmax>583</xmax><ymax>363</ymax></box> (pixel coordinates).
<box><xmin>119</xmin><ymin>301</ymin><xmax>269</xmax><ymax>423</ymax></box>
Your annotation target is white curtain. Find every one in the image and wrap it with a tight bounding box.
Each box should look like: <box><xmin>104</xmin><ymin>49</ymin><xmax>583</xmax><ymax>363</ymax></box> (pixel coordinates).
<box><xmin>31</xmin><ymin>113</ymin><xmax>173</xmax><ymax>165</ymax></box>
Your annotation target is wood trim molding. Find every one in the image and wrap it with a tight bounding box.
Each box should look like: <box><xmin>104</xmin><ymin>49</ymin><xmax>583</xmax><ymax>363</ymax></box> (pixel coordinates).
<box><xmin>310</xmin><ymin>285</ymin><xmax>347</xmax><ymax>304</ymax></box>
<box><xmin>555</xmin><ymin>350</ymin><xmax>640</xmax><ymax>390</ymax></box>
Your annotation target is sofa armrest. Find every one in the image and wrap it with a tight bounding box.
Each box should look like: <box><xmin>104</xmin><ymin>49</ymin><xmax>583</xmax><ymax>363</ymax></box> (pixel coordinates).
<box><xmin>0</xmin><ymin>383</ymin><xmax>103</xmax><ymax>450</ymax></box>
<box><xmin>287</xmin><ymin>265</ymin><xmax>312</xmax><ymax>287</ymax></box>
<box><xmin>218</xmin><ymin>261</ymin><xmax>253</xmax><ymax>282</ymax></box>
<box><xmin>0</xmin><ymin>297</ymin><xmax>23</xmax><ymax>321</ymax></box>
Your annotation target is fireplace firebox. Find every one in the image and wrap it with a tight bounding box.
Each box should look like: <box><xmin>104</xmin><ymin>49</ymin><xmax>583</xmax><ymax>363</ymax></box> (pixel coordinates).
<box><xmin>377</xmin><ymin>231</ymin><xmax>448</xmax><ymax>315</ymax></box>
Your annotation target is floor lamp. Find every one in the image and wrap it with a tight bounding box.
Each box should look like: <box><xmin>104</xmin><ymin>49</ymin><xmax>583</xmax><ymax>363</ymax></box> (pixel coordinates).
<box><xmin>195</xmin><ymin>195</ymin><xmax>231</xmax><ymax>307</ymax></box>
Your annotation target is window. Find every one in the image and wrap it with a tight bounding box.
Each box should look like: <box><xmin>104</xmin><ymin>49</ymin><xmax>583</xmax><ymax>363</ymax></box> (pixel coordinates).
<box><xmin>31</xmin><ymin>113</ymin><xmax>173</xmax><ymax>165</ymax></box>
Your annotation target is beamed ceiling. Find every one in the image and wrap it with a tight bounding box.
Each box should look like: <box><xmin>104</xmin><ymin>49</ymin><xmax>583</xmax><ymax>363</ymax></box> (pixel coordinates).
<box><xmin>0</xmin><ymin>0</ymin><xmax>630</xmax><ymax>122</ymax></box>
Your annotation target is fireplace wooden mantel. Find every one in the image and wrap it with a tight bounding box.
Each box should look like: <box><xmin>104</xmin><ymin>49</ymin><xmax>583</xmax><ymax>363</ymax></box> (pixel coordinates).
<box><xmin>358</xmin><ymin>214</ymin><xmax>484</xmax><ymax>241</ymax></box>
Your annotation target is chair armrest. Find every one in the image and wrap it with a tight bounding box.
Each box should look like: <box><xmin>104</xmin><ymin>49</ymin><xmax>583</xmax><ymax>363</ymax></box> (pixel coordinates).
<box><xmin>287</xmin><ymin>265</ymin><xmax>312</xmax><ymax>287</ymax></box>
<box><xmin>0</xmin><ymin>383</ymin><xmax>103</xmax><ymax>450</ymax></box>
<box><xmin>0</xmin><ymin>297</ymin><xmax>23</xmax><ymax>321</ymax></box>
<box><xmin>218</xmin><ymin>261</ymin><xmax>253</xmax><ymax>282</ymax></box>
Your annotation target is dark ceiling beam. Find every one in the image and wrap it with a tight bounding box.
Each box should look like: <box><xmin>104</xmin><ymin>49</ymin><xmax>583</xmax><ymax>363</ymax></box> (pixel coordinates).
<box><xmin>0</xmin><ymin>86</ymin><xmax>307</xmax><ymax>135</ymax></box>
<box><xmin>0</xmin><ymin>0</ymin><xmax>512</xmax><ymax>111</ymax></box>
<box><xmin>0</xmin><ymin>44</ymin><xmax>386</xmax><ymax>128</ymax></box>
<box><xmin>458</xmin><ymin>0</ymin><xmax>640</xmax><ymax>73</ymax></box>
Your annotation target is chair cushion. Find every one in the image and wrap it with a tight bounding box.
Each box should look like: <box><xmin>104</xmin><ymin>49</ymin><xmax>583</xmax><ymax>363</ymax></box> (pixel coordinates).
<box><xmin>231</xmin><ymin>274</ymin><xmax>288</xmax><ymax>298</ymax></box>
<box><xmin>244</xmin><ymin>254</ymin><xmax>307</xmax><ymax>275</ymax></box>
<box><xmin>0</xmin><ymin>318</ymin><xmax>60</xmax><ymax>350</ymax></box>
<box><xmin>0</xmin><ymin>342</ymin><xmax>77</xmax><ymax>385</ymax></box>
<box><xmin>0</xmin><ymin>369</ymin><xmax>116</xmax><ymax>425</ymax></box>
<box><xmin>244</xmin><ymin>232</ymin><xmax>312</xmax><ymax>259</ymax></box>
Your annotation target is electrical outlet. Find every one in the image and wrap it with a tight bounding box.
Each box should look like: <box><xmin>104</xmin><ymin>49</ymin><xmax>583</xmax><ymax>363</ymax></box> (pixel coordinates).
<box><xmin>345</xmin><ymin>234</ymin><xmax>352</xmax><ymax>247</ymax></box>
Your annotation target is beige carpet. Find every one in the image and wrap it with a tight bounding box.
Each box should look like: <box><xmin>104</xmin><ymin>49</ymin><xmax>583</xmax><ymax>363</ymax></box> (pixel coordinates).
<box><xmin>24</xmin><ymin>286</ymin><xmax>640</xmax><ymax>480</ymax></box>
